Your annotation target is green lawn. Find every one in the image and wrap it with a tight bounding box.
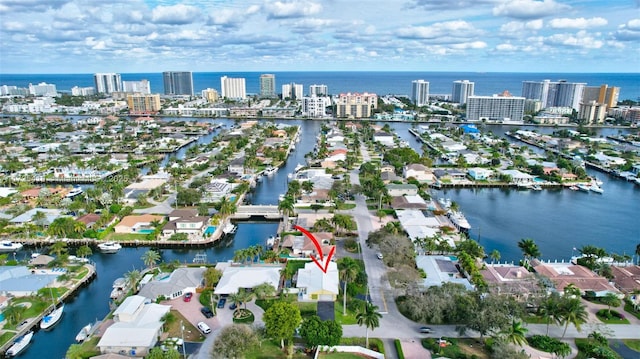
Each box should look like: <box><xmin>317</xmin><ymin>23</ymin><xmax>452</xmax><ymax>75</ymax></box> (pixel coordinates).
<box><xmin>523</xmin><ymin>314</ymin><xmax>549</xmax><ymax>324</ymax></box>
<box><xmin>245</xmin><ymin>340</ymin><xmax>307</xmax><ymax>359</ymax></box>
<box><xmin>575</xmin><ymin>338</ymin><xmax>622</xmax><ymax>359</ymax></box>
<box><xmin>624</xmin><ymin>302</ymin><xmax>640</xmax><ymax>320</ymax></box>
<box><xmin>0</xmin><ymin>332</ymin><xmax>14</xmax><ymax>347</ymax></box>
<box><xmin>595</xmin><ymin>310</ymin><xmax>630</xmax><ymax>324</ymax></box>
<box><xmin>107</xmin><ymin>233</ymin><xmax>150</xmax><ymax>241</ymax></box>
<box><xmin>336</xmin><ymin>203</ymin><xmax>356</xmax><ymax>210</ymax></box>
<box><xmin>623</xmin><ymin>339</ymin><xmax>640</xmax><ymax>352</ymax></box>
<box><xmin>318</xmin><ymin>352</ymin><xmax>365</xmax><ymax>358</ymax></box>
<box><xmin>334</xmin><ymin>300</ymin><xmax>358</xmax><ymax>325</ymax></box>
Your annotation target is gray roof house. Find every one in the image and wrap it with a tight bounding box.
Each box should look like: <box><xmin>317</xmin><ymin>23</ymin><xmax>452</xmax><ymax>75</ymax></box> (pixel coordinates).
<box><xmin>138</xmin><ymin>267</ymin><xmax>205</xmax><ymax>301</ymax></box>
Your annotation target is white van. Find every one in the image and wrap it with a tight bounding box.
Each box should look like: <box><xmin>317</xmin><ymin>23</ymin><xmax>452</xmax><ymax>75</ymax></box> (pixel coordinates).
<box><xmin>197</xmin><ymin>322</ymin><xmax>211</xmax><ymax>334</ymax></box>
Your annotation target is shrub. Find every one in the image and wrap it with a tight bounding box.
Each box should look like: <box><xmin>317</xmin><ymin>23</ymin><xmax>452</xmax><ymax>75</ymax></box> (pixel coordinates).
<box><xmin>395</xmin><ymin>339</ymin><xmax>405</xmax><ymax>359</ymax></box>
<box><xmin>528</xmin><ymin>335</ymin><xmax>567</xmax><ymax>353</ymax></box>
<box><xmin>344</xmin><ymin>238</ymin><xmax>359</xmax><ymax>252</ymax></box>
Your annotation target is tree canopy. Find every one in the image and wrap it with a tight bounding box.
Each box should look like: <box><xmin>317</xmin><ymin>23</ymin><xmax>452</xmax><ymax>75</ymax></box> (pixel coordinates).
<box><xmin>263</xmin><ymin>301</ymin><xmax>302</xmax><ymax>349</ymax></box>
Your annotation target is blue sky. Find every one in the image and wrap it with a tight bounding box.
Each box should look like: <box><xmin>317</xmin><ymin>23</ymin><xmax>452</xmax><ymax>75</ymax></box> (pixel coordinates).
<box><xmin>0</xmin><ymin>0</ymin><xmax>638</xmax><ymax>73</ymax></box>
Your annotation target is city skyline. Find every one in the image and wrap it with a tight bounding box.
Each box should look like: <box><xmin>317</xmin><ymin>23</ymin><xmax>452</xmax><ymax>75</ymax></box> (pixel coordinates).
<box><xmin>0</xmin><ymin>0</ymin><xmax>638</xmax><ymax>74</ymax></box>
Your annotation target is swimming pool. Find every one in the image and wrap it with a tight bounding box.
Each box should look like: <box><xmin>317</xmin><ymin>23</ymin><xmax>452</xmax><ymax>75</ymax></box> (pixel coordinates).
<box><xmin>204</xmin><ymin>226</ymin><xmax>216</xmax><ymax>235</ymax></box>
<box><xmin>137</xmin><ymin>229</ymin><xmax>155</xmax><ymax>234</ymax></box>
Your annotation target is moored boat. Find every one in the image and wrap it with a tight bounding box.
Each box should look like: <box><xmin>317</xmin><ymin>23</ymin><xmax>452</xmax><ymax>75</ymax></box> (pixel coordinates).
<box><xmin>576</xmin><ymin>183</ymin><xmax>591</xmax><ymax>192</ymax></box>
<box><xmin>40</xmin><ymin>304</ymin><xmax>64</xmax><ymax>330</ymax></box>
<box><xmin>531</xmin><ymin>184</ymin><xmax>543</xmax><ymax>191</ymax></box>
<box><xmin>0</xmin><ymin>240</ymin><xmax>23</xmax><ymax>253</ymax></box>
<box><xmin>6</xmin><ymin>331</ymin><xmax>33</xmax><ymax>357</ymax></box>
<box><xmin>447</xmin><ymin>210</ymin><xmax>471</xmax><ymax>232</ymax></box>
<box><xmin>65</xmin><ymin>186</ymin><xmax>84</xmax><ymax>199</ymax></box>
<box><xmin>222</xmin><ymin>223</ymin><xmax>237</xmax><ymax>235</ymax></box>
<box><xmin>590</xmin><ymin>185</ymin><xmax>604</xmax><ymax>194</ymax></box>
<box><xmin>98</xmin><ymin>241</ymin><xmax>122</xmax><ymax>253</ymax></box>
<box><xmin>263</xmin><ymin>166</ymin><xmax>277</xmax><ymax>176</ymax></box>
<box><xmin>75</xmin><ymin>323</ymin><xmax>92</xmax><ymax>342</ymax></box>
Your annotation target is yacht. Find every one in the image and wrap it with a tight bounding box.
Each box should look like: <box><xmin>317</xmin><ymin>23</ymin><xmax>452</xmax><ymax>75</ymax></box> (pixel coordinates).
<box><xmin>110</xmin><ymin>277</ymin><xmax>127</xmax><ymax>299</ymax></box>
<box><xmin>64</xmin><ymin>186</ymin><xmax>83</xmax><ymax>199</ymax></box>
<box><xmin>447</xmin><ymin>210</ymin><xmax>471</xmax><ymax>232</ymax></box>
<box><xmin>6</xmin><ymin>331</ymin><xmax>33</xmax><ymax>357</ymax></box>
<box><xmin>531</xmin><ymin>184</ymin><xmax>543</xmax><ymax>191</ymax></box>
<box><xmin>98</xmin><ymin>241</ymin><xmax>122</xmax><ymax>253</ymax></box>
<box><xmin>576</xmin><ymin>183</ymin><xmax>591</xmax><ymax>192</ymax></box>
<box><xmin>40</xmin><ymin>304</ymin><xmax>64</xmax><ymax>330</ymax></box>
<box><xmin>222</xmin><ymin>223</ymin><xmax>237</xmax><ymax>235</ymax></box>
<box><xmin>294</xmin><ymin>163</ymin><xmax>304</xmax><ymax>173</ymax></box>
<box><xmin>589</xmin><ymin>185</ymin><xmax>604</xmax><ymax>194</ymax></box>
<box><xmin>263</xmin><ymin>166</ymin><xmax>278</xmax><ymax>176</ymax></box>
<box><xmin>0</xmin><ymin>240</ymin><xmax>23</xmax><ymax>253</ymax></box>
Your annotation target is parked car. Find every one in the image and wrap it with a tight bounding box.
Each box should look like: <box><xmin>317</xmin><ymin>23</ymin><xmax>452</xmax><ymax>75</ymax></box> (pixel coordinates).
<box><xmin>229</xmin><ymin>303</ymin><xmax>237</xmax><ymax>310</ymax></box>
<box><xmin>197</xmin><ymin>322</ymin><xmax>211</xmax><ymax>334</ymax></box>
<box><xmin>376</xmin><ymin>252</ymin><xmax>383</xmax><ymax>260</ymax></box>
<box><xmin>217</xmin><ymin>297</ymin><xmax>226</xmax><ymax>309</ymax></box>
<box><xmin>183</xmin><ymin>292</ymin><xmax>193</xmax><ymax>302</ymax></box>
<box><xmin>200</xmin><ymin>307</ymin><xmax>214</xmax><ymax>318</ymax></box>
<box><xmin>419</xmin><ymin>326</ymin><xmax>433</xmax><ymax>334</ymax></box>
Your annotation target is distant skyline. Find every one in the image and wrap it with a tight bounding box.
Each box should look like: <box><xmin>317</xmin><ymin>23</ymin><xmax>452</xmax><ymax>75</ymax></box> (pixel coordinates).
<box><xmin>0</xmin><ymin>0</ymin><xmax>639</xmax><ymax>74</ymax></box>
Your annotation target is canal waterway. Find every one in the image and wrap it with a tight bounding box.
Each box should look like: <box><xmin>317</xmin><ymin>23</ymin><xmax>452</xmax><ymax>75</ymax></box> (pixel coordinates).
<box><xmin>11</xmin><ymin>119</ymin><xmax>640</xmax><ymax>358</ymax></box>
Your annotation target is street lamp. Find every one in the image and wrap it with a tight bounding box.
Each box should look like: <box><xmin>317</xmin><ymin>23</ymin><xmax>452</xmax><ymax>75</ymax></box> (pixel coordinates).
<box><xmin>180</xmin><ymin>320</ymin><xmax>186</xmax><ymax>359</ymax></box>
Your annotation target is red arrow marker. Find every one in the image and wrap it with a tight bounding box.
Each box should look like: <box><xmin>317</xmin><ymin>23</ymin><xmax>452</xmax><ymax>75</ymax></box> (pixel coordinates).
<box><xmin>294</xmin><ymin>225</ymin><xmax>335</xmax><ymax>273</ymax></box>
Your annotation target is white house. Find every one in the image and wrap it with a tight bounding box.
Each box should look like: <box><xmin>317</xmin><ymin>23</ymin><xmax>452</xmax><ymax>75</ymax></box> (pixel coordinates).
<box><xmin>213</xmin><ymin>264</ymin><xmax>282</xmax><ymax>295</ymax></box>
<box><xmin>162</xmin><ymin>209</ymin><xmax>209</xmax><ymax>236</ymax></box>
<box><xmin>373</xmin><ymin>132</ymin><xmax>395</xmax><ymax>146</ymax></box>
<box><xmin>296</xmin><ymin>261</ymin><xmax>339</xmax><ymax>302</ymax></box>
<box><xmin>403</xmin><ymin>164</ymin><xmax>434</xmax><ymax>183</ymax></box>
<box><xmin>97</xmin><ymin>295</ymin><xmax>171</xmax><ymax>357</ymax></box>
<box><xmin>467</xmin><ymin>168</ymin><xmax>494</xmax><ymax>181</ymax></box>
<box><xmin>500</xmin><ymin>169</ymin><xmax>534</xmax><ymax>185</ymax></box>
<box><xmin>386</xmin><ymin>184</ymin><xmax>418</xmax><ymax>197</ymax></box>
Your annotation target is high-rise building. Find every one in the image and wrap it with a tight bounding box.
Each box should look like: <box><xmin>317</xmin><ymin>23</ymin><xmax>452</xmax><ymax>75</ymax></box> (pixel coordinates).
<box><xmin>411</xmin><ymin>80</ymin><xmax>429</xmax><ymax>106</ymax></box>
<box><xmin>28</xmin><ymin>82</ymin><xmax>57</xmax><ymax>96</ymax></box>
<box><xmin>582</xmin><ymin>84</ymin><xmax>620</xmax><ymax>109</ymax></box>
<box><xmin>220</xmin><ymin>76</ymin><xmax>246</xmax><ymax>100</ymax></box>
<box><xmin>336</xmin><ymin>92</ymin><xmax>378</xmax><ymax>118</ymax></box>
<box><xmin>466</xmin><ymin>91</ymin><xmax>525</xmax><ymax>122</ymax></box>
<box><xmin>127</xmin><ymin>93</ymin><xmax>161</xmax><ymax>114</ymax></box>
<box><xmin>309</xmin><ymin>84</ymin><xmax>328</xmax><ymax>96</ymax></box>
<box><xmin>302</xmin><ymin>96</ymin><xmax>331</xmax><ymax>118</ymax></box>
<box><xmin>163</xmin><ymin>71</ymin><xmax>193</xmax><ymax>96</ymax></box>
<box><xmin>201</xmin><ymin>88</ymin><xmax>219</xmax><ymax>103</ymax></box>
<box><xmin>282</xmin><ymin>83</ymin><xmax>304</xmax><ymax>100</ymax></box>
<box><xmin>521</xmin><ymin>80</ymin><xmax>585</xmax><ymax>110</ymax></box>
<box><xmin>452</xmin><ymin>80</ymin><xmax>475</xmax><ymax>105</ymax></box>
<box><xmin>259</xmin><ymin>74</ymin><xmax>276</xmax><ymax>98</ymax></box>
<box><xmin>122</xmin><ymin>79</ymin><xmax>151</xmax><ymax>94</ymax></box>
<box><xmin>71</xmin><ymin>86</ymin><xmax>96</xmax><ymax>96</ymax></box>
<box><xmin>94</xmin><ymin>73</ymin><xmax>122</xmax><ymax>94</ymax></box>
<box><xmin>578</xmin><ymin>101</ymin><xmax>607</xmax><ymax>124</ymax></box>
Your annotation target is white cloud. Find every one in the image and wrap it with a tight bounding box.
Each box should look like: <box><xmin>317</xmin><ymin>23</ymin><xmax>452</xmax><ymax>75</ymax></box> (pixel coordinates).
<box><xmin>614</xmin><ymin>19</ymin><xmax>640</xmax><ymax>41</ymax></box>
<box><xmin>500</xmin><ymin>19</ymin><xmax>543</xmax><ymax>37</ymax></box>
<box><xmin>493</xmin><ymin>0</ymin><xmax>570</xmax><ymax>19</ymax></box>
<box><xmin>264</xmin><ymin>1</ymin><xmax>322</xmax><ymax>19</ymax></box>
<box><xmin>496</xmin><ymin>43</ymin><xmax>518</xmax><ymax>51</ymax></box>
<box><xmin>451</xmin><ymin>41</ymin><xmax>488</xmax><ymax>49</ymax></box>
<box><xmin>151</xmin><ymin>4</ymin><xmax>200</xmax><ymax>25</ymax></box>
<box><xmin>548</xmin><ymin>17</ymin><xmax>608</xmax><ymax>29</ymax></box>
<box><xmin>397</xmin><ymin>20</ymin><xmax>478</xmax><ymax>39</ymax></box>
<box><xmin>545</xmin><ymin>30</ymin><xmax>604</xmax><ymax>49</ymax></box>
<box><xmin>409</xmin><ymin>0</ymin><xmax>497</xmax><ymax>10</ymax></box>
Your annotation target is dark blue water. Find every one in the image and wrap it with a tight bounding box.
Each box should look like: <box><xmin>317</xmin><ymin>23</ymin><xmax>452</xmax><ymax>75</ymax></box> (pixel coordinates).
<box><xmin>1</xmin><ymin>72</ymin><xmax>638</xmax><ymax>99</ymax></box>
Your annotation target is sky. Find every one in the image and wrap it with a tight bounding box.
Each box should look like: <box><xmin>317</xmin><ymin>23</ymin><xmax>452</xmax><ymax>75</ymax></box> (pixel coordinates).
<box><xmin>0</xmin><ymin>0</ymin><xmax>639</xmax><ymax>73</ymax></box>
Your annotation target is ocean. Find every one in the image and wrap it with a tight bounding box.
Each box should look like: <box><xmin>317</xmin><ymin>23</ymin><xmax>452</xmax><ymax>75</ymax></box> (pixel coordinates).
<box><xmin>1</xmin><ymin>72</ymin><xmax>639</xmax><ymax>100</ymax></box>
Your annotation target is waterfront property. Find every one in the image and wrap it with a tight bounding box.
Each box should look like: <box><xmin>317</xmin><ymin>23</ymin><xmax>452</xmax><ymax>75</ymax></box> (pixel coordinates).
<box><xmin>97</xmin><ymin>295</ymin><xmax>171</xmax><ymax>357</ymax></box>
<box><xmin>296</xmin><ymin>261</ymin><xmax>339</xmax><ymax>302</ymax></box>
<box><xmin>213</xmin><ymin>262</ymin><xmax>282</xmax><ymax>295</ymax></box>
<box><xmin>137</xmin><ymin>267</ymin><xmax>205</xmax><ymax>301</ymax></box>
<box><xmin>114</xmin><ymin>215</ymin><xmax>163</xmax><ymax>234</ymax></box>
<box><xmin>161</xmin><ymin>209</ymin><xmax>209</xmax><ymax>237</ymax></box>
<box><xmin>0</xmin><ymin>266</ymin><xmax>60</xmax><ymax>296</ymax></box>
<box><xmin>416</xmin><ymin>255</ymin><xmax>474</xmax><ymax>290</ymax></box>
<box><xmin>533</xmin><ymin>261</ymin><xmax>621</xmax><ymax>297</ymax></box>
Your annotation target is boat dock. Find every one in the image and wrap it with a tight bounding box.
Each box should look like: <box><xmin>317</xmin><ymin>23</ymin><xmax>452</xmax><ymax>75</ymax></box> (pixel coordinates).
<box><xmin>0</xmin><ymin>264</ymin><xmax>97</xmax><ymax>356</ymax></box>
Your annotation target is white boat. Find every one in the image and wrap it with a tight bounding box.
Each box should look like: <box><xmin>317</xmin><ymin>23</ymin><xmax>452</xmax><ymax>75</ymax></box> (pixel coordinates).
<box><xmin>40</xmin><ymin>304</ymin><xmax>64</xmax><ymax>330</ymax></box>
<box><xmin>263</xmin><ymin>166</ymin><xmax>278</xmax><ymax>176</ymax></box>
<box><xmin>576</xmin><ymin>183</ymin><xmax>591</xmax><ymax>192</ymax></box>
<box><xmin>592</xmin><ymin>177</ymin><xmax>603</xmax><ymax>187</ymax></box>
<box><xmin>98</xmin><ymin>241</ymin><xmax>122</xmax><ymax>253</ymax></box>
<box><xmin>6</xmin><ymin>331</ymin><xmax>33</xmax><ymax>357</ymax></box>
<box><xmin>110</xmin><ymin>277</ymin><xmax>127</xmax><ymax>299</ymax></box>
<box><xmin>447</xmin><ymin>210</ymin><xmax>471</xmax><ymax>232</ymax></box>
<box><xmin>438</xmin><ymin>198</ymin><xmax>452</xmax><ymax>209</ymax></box>
<box><xmin>0</xmin><ymin>240</ymin><xmax>23</xmax><ymax>253</ymax></box>
<box><xmin>590</xmin><ymin>185</ymin><xmax>604</xmax><ymax>194</ymax></box>
<box><xmin>294</xmin><ymin>163</ymin><xmax>304</xmax><ymax>173</ymax></box>
<box><xmin>222</xmin><ymin>223</ymin><xmax>237</xmax><ymax>235</ymax></box>
<box><xmin>75</xmin><ymin>323</ymin><xmax>92</xmax><ymax>342</ymax></box>
<box><xmin>266</xmin><ymin>235</ymin><xmax>276</xmax><ymax>249</ymax></box>
<box><xmin>65</xmin><ymin>186</ymin><xmax>83</xmax><ymax>198</ymax></box>
<box><xmin>531</xmin><ymin>184</ymin><xmax>543</xmax><ymax>191</ymax></box>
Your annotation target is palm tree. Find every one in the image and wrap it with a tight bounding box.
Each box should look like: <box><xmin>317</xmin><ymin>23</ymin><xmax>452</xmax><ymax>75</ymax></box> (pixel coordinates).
<box><xmin>600</xmin><ymin>292</ymin><xmax>621</xmax><ymax>316</ymax></box>
<box><xmin>517</xmin><ymin>238</ymin><xmax>541</xmax><ymax>266</ymax></box>
<box><xmin>253</xmin><ymin>282</ymin><xmax>276</xmax><ymax>299</ymax></box>
<box><xmin>76</xmin><ymin>245</ymin><xmax>92</xmax><ymax>259</ymax></box>
<box><xmin>356</xmin><ymin>302</ymin><xmax>382</xmax><ymax>348</ymax></box>
<box><xmin>125</xmin><ymin>269</ymin><xmax>142</xmax><ymax>293</ymax></box>
<box><xmin>338</xmin><ymin>257</ymin><xmax>360</xmax><ymax>316</ymax></box>
<box><xmin>302</xmin><ymin>181</ymin><xmax>314</xmax><ymax>201</ymax></box>
<box><xmin>502</xmin><ymin>320</ymin><xmax>528</xmax><ymax>346</ymax></box>
<box><xmin>539</xmin><ymin>293</ymin><xmax>562</xmax><ymax>335</ymax></box>
<box><xmin>278</xmin><ymin>196</ymin><xmax>295</xmax><ymax>217</ymax></box>
<box><xmin>219</xmin><ymin>196</ymin><xmax>237</xmax><ymax>218</ymax></box>
<box><xmin>636</xmin><ymin>243</ymin><xmax>640</xmax><ymax>265</ymax></box>
<box><xmin>558</xmin><ymin>297</ymin><xmax>588</xmax><ymax>339</ymax></box>
<box><xmin>50</xmin><ymin>241</ymin><xmax>68</xmax><ymax>257</ymax></box>
<box><xmin>141</xmin><ymin>249</ymin><xmax>160</xmax><ymax>269</ymax></box>
<box><xmin>3</xmin><ymin>302</ymin><xmax>26</xmax><ymax>325</ymax></box>
<box><xmin>31</xmin><ymin>210</ymin><xmax>48</xmax><ymax>232</ymax></box>
<box><xmin>489</xmin><ymin>249</ymin><xmax>501</xmax><ymax>264</ymax></box>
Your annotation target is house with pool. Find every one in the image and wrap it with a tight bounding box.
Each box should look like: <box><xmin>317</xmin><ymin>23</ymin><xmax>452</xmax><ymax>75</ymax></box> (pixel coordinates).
<box><xmin>161</xmin><ymin>209</ymin><xmax>210</xmax><ymax>236</ymax></box>
<box><xmin>114</xmin><ymin>214</ymin><xmax>163</xmax><ymax>234</ymax></box>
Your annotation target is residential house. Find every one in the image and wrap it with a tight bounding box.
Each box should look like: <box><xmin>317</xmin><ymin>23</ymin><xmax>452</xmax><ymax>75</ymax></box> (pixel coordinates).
<box><xmin>97</xmin><ymin>295</ymin><xmax>171</xmax><ymax>357</ymax></box>
<box><xmin>201</xmin><ymin>180</ymin><xmax>235</xmax><ymax>203</ymax></box>
<box><xmin>138</xmin><ymin>267</ymin><xmax>205</xmax><ymax>301</ymax></box>
<box><xmin>391</xmin><ymin>195</ymin><xmax>428</xmax><ymax>210</ymax></box>
<box><xmin>533</xmin><ymin>262</ymin><xmax>620</xmax><ymax>297</ymax></box>
<box><xmin>467</xmin><ymin>168</ymin><xmax>493</xmax><ymax>181</ymax></box>
<box><xmin>114</xmin><ymin>215</ymin><xmax>163</xmax><ymax>234</ymax></box>
<box><xmin>281</xmin><ymin>232</ymin><xmax>333</xmax><ymax>257</ymax></box>
<box><xmin>228</xmin><ymin>157</ymin><xmax>245</xmax><ymax>175</ymax></box>
<box><xmin>481</xmin><ymin>264</ymin><xmax>540</xmax><ymax>299</ymax></box>
<box><xmin>161</xmin><ymin>209</ymin><xmax>209</xmax><ymax>236</ymax></box>
<box><xmin>213</xmin><ymin>263</ymin><xmax>282</xmax><ymax>295</ymax></box>
<box><xmin>373</xmin><ymin>132</ymin><xmax>394</xmax><ymax>146</ymax></box>
<box><xmin>416</xmin><ymin>255</ymin><xmax>474</xmax><ymax>290</ymax></box>
<box><xmin>386</xmin><ymin>184</ymin><xmax>418</xmax><ymax>197</ymax></box>
<box><xmin>403</xmin><ymin>164</ymin><xmax>434</xmax><ymax>183</ymax></box>
<box><xmin>500</xmin><ymin>169</ymin><xmax>535</xmax><ymax>185</ymax></box>
<box><xmin>10</xmin><ymin>208</ymin><xmax>63</xmax><ymax>226</ymax></box>
<box><xmin>610</xmin><ymin>266</ymin><xmax>640</xmax><ymax>294</ymax></box>
<box><xmin>296</xmin><ymin>261</ymin><xmax>339</xmax><ymax>302</ymax></box>
<box><xmin>433</xmin><ymin>169</ymin><xmax>467</xmax><ymax>182</ymax></box>
<box><xmin>380</xmin><ymin>171</ymin><xmax>401</xmax><ymax>184</ymax></box>
<box><xmin>324</xmin><ymin>149</ymin><xmax>347</xmax><ymax>162</ymax></box>
<box><xmin>76</xmin><ymin>213</ymin><xmax>101</xmax><ymax>228</ymax></box>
